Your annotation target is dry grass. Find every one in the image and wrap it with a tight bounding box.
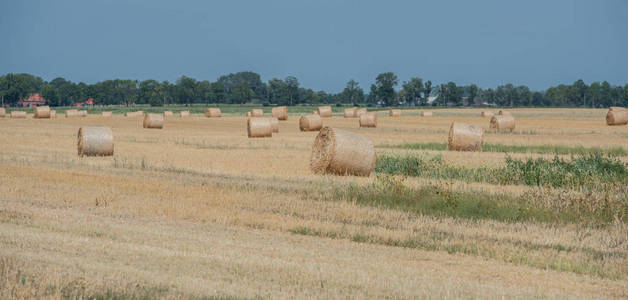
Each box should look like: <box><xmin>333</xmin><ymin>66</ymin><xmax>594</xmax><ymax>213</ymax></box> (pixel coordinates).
<box><xmin>1</xmin><ymin>108</ymin><xmax>627</xmax><ymax>298</ymax></box>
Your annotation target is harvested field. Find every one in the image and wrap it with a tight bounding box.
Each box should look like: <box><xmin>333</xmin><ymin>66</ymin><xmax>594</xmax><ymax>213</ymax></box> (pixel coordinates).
<box><xmin>0</xmin><ymin>108</ymin><xmax>627</xmax><ymax>299</ymax></box>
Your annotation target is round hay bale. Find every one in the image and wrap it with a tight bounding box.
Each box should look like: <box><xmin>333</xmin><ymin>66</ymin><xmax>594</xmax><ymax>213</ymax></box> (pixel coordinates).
<box><xmin>65</xmin><ymin>109</ymin><xmax>79</xmax><ymax>118</ymax></box>
<box><xmin>78</xmin><ymin>110</ymin><xmax>87</xmax><ymax>117</ymax></box>
<box><xmin>606</xmin><ymin>109</ymin><xmax>628</xmax><ymax>126</ymax></box>
<box><xmin>356</xmin><ymin>108</ymin><xmax>367</xmax><ymax>117</ymax></box>
<box><xmin>490</xmin><ymin>115</ymin><xmax>516</xmax><ymax>131</ymax></box>
<box><xmin>299</xmin><ymin>114</ymin><xmax>323</xmax><ymax>131</ymax></box>
<box><xmin>270</xmin><ymin>117</ymin><xmax>279</xmax><ymax>133</ymax></box>
<box><xmin>389</xmin><ymin>109</ymin><xmax>402</xmax><ymax>117</ymax></box>
<box><xmin>344</xmin><ymin>107</ymin><xmax>357</xmax><ymax>118</ymax></box>
<box><xmin>481</xmin><ymin>111</ymin><xmax>494</xmax><ymax>118</ymax></box>
<box><xmin>179</xmin><ymin>110</ymin><xmax>190</xmax><ymax>117</ymax></box>
<box><xmin>246</xmin><ymin>111</ymin><xmax>252</xmax><ymax>117</ymax></box>
<box><xmin>609</xmin><ymin>106</ymin><xmax>626</xmax><ymax>111</ymax></box>
<box><xmin>77</xmin><ymin>126</ymin><xmax>114</xmax><ymax>157</ymax></box>
<box><xmin>143</xmin><ymin>113</ymin><xmax>164</xmax><ymax>129</ymax></box>
<box><xmin>310</xmin><ymin>127</ymin><xmax>375</xmax><ymax>177</ymax></box>
<box><xmin>447</xmin><ymin>122</ymin><xmax>483</xmax><ymax>151</ymax></box>
<box><xmin>0</xmin><ymin>108</ymin><xmax>5</xmax><ymax>118</ymax></box>
<box><xmin>312</xmin><ymin>110</ymin><xmax>318</xmax><ymax>115</ymax></box>
<box><xmin>498</xmin><ymin>110</ymin><xmax>511</xmax><ymax>116</ymax></box>
<box><xmin>420</xmin><ymin>111</ymin><xmax>433</xmax><ymax>117</ymax></box>
<box><xmin>359</xmin><ymin>112</ymin><xmax>377</xmax><ymax>128</ymax></box>
<box><xmin>317</xmin><ymin>106</ymin><xmax>332</xmax><ymax>118</ymax></box>
<box><xmin>250</xmin><ymin>109</ymin><xmax>264</xmax><ymax>117</ymax></box>
<box><xmin>10</xmin><ymin>111</ymin><xmax>27</xmax><ymax>118</ymax></box>
<box><xmin>205</xmin><ymin>108</ymin><xmax>221</xmax><ymax>117</ymax></box>
<box><xmin>163</xmin><ymin>111</ymin><xmax>174</xmax><ymax>117</ymax></box>
<box><xmin>34</xmin><ymin>106</ymin><xmax>51</xmax><ymax>118</ymax></box>
<box><xmin>247</xmin><ymin>117</ymin><xmax>272</xmax><ymax>138</ymax></box>
<box><xmin>50</xmin><ymin>110</ymin><xmax>56</xmax><ymax>118</ymax></box>
<box><xmin>101</xmin><ymin>111</ymin><xmax>112</xmax><ymax>117</ymax></box>
<box><xmin>272</xmin><ymin>106</ymin><xmax>288</xmax><ymax>120</ymax></box>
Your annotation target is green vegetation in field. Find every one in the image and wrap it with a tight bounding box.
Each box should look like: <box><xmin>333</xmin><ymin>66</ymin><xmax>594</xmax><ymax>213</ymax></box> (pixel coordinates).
<box><xmin>325</xmin><ymin>174</ymin><xmax>627</xmax><ymax>225</ymax></box>
<box><xmin>378</xmin><ymin>142</ymin><xmax>628</xmax><ymax>156</ymax></box>
<box><xmin>375</xmin><ymin>153</ymin><xmax>628</xmax><ymax>188</ymax></box>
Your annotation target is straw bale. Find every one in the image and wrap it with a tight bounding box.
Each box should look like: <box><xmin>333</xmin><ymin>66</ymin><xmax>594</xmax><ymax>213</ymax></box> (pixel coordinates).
<box><xmin>250</xmin><ymin>109</ymin><xmax>264</xmax><ymax>117</ymax></box>
<box><xmin>344</xmin><ymin>107</ymin><xmax>357</xmax><ymax>118</ymax></box>
<box><xmin>77</xmin><ymin>126</ymin><xmax>114</xmax><ymax>156</ymax></box>
<box><xmin>247</xmin><ymin>117</ymin><xmax>272</xmax><ymax>138</ymax></box>
<box><xmin>299</xmin><ymin>114</ymin><xmax>323</xmax><ymax>131</ymax></box>
<box><xmin>270</xmin><ymin>117</ymin><xmax>279</xmax><ymax>133</ymax></box>
<box><xmin>447</xmin><ymin>122</ymin><xmax>483</xmax><ymax>151</ymax></box>
<box><xmin>143</xmin><ymin>113</ymin><xmax>164</xmax><ymax>129</ymax></box>
<box><xmin>163</xmin><ymin>111</ymin><xmax>174</xmax><ymax>117</ymax></box>
<box><xmin>50</xmin><ymin>110</ymin><xmax>56</xmax><ymax>118</ymax></box>
<box><xmin>389</xmin><ymin>109</ymin><xmax>402</xmax><ymax>117</ymax></box>
<box><xmin>420</xmin><ymin>111</ymin><xmax>433</xmax><ymax>117</ymax></box>
<box><xmin>609</xmin><ymin>106</ymin><xmax>626</xmax><ymax>111</ymax></box>
<box><xmin>205</xmin><ymin>108</ymin><xmax>221</xmax><ymax>117</ymax></box>
<box><xmin>317</xmin><ymin>106</ymin><xmax>332</xmax><ymax>118</ymax></box>
<box><xmin>10</xmin><ymin>111</ymin><xmax>27</xmax><ymax>118</ymax></box>
<box><xmin>606</xmin><ymin>109</ymin><xmax>628</xmax><ymax>126</ymax></box>
<box><xmin>313</xmin><ymin>111</ymin><xmax>318</xmax><ymax>115</ymax></box>
<box><xmin>125</xmin><ymin>111</ymin><xmax>143</xmax><ymax>117</ymax></box>
<box><xmin>310</xmin><ymin>127</ymin><xmax>375</xmax><ymax>177</ymax></box>
<box><xmin>356</xmin><ymin>108</ymin><xmax>367</xmax><ymax>117</ymax></box>
<box><xmin>481</xmin><ymin>111</ymin><xmax>494</xmax><ymax>118</ymax></box>
<box><xmin>272</xmin><ymin>106</ymin><xmax>288</xmax><ymax>120</ymax></box>
<box><xmin>78</xmin><ymin>110</ymin><xmax>87</xmax><ymax>117</ymax></box>
<box><xmin>0</xmin><ymin>108</ymin><xmax>5</xmax><ymax>118</ymax></box>
<box><xmin>490</xmin><ymin>115</ymin><xmax>516</xmax><ymax>131</ymax></box>
<box><xmin>179</xmin><ymin>110</ymin><xmax>190</xmax><ymax>117</ymax></box>
<box><xmin>66</xmin><ymin>109</ymin><xmax>79</xmax><ymax>118</ymax></box>
<box><xmin>359</xmin><ymin>112</ymin><xmax>377</xmax><ymax>127</ymax></box>
<box><xmin>498</xmin><ymin>110</ymin><xmax>511</xmax><ymax>116</ymax></box>
<box><xmin>246</xmin><ymin>111</ymin><xmax>252</xmax><ymax>117</ymax></box>
<box><xmin>34</xmin><ymin>106</ymin><xmax>51</xmax><ymax>118</ymax></box>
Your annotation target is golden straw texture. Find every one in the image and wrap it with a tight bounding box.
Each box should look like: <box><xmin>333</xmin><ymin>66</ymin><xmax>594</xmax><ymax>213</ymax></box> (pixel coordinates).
<box><xmin>163</xmin><ymin>111</ymin><xmax>174</xmax><ymax>117</ymax></box>
<box><xmin>606</xmin><ymin>109</ymin><xmax>628</xmax><ymax>125</ymax></box>
<box><xmin>310</xmin><ymin>127</ymin><xmax>375</xmax><ymax>177</ymax></box>
<box><xmin>498</xmin><ymin>110</ymin><xmax>511</xmax><ymax>116</ymax></box>
<box><xmin>34</xmin><ymin>106</ymin><xmax>51</xmax><ymax>118</ymax></box>
<box><xmin>10</xmin><ymin>111</ymin><xmax>27</xmax><ymax>118</ymax></box>
<box><xmin>270</xmin><ymin>117</ymin><xmax>279</xmax><ymax>133</ymax></box>
<box><xmin>247</xmin><ymin>117</ymin><xmax>272</xmax><ymax>138</ymax></box>
<box><xmin>101</xmin><ymin>111</ymin><xmax>113</xmax><ymax>117</ymax></box>
<box><xmin>179</xmin><ymin>110</ymin><xmax>190</xmax><ymax>117</ymax></box>
<box><xmin>77</xmin><ymin>126</ymin><xmax>114</xmax><ymax>156</ymax></box>
<box><xmin>481</xmin><ymin>111</ymin><xmax>494</xmax><ymax>118</ymax></box>
<box><xmin>343</xmin><ymin>107</ymin><xmax>357</xmax><ymax>118</ymax></box>
<box><xmin>205</xmin><ymin>108</ymin><xmax>222</xmax><ymax>117</ymax></box>
<box><xmin>65</xmin><ymin>109</ymin><xmax>79</xmax><ymax>118</ymax></box>
<box><xmin>317</xmin><ymin>106</ymin><xmax>332</xmax><ymax>118</ymax></box>
<box><xmin>299</xmin><ymin>114</ymin><xmax>323</xmax><ymax>131</ymax></box>
<box><xmin>0</xmin><ymin>107</ymin><xmax>5</xmax><ymax>118</ymax></box>
<box><xmin>389</xmin><ymin>109</ymin><xmax>401</xmax><ymax>117</ymax></box>
<box><xmin>447</xmin><ymin>122</ymin><xmax>483</xmax><ymax>151</ymax></box>
<box><xmin>143</xmin><ymin>113</ymin><xmax>164</xmax><ymax>129</ymax></box>
<box><xmin>421</xmin><ymin>111</ymin><xmax>433</xmax><ymax>117</ymax></box>
<box><xmin>490</xmin><ymin>115</ymin><xmax>516</xmax><ymax>131</ymax></box>
<box><xmin>272</xmin><ymin>106</ymin><xmax>288</xmax><ymax>120</ymax></box>
<box><xmin>359</xmin><ymin>112</ymin><xmax>377</xmax><ymax>127</ymax></box>
<box><xmin>356</xmin><ymin>108</ymin><xmax>367</xmax><ymax>117</ymax></box>
<box><xmin>250</xmin><ymin>109</ymin><xmax>264</xmax><ymax>117</ymax></box>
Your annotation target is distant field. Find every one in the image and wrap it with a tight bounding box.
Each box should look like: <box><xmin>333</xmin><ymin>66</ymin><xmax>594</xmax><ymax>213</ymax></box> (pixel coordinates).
<box><xmin>1</xmin><ymin>107</ymin><xmax>627</xmax><ymax>299</ymax></box>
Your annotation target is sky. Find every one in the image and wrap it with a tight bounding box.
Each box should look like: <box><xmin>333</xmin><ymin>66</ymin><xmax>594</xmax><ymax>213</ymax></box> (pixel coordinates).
<box><xmin>1</xmin><ymin>0</ymin><xmax>627</xmax><ymax>93</ymax></box>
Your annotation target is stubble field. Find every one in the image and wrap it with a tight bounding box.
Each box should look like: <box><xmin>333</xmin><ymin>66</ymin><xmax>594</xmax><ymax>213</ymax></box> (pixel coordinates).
<box><xmin>1</xmin><ymin>107</ymin><xmax>627</xmax><ymax>299</ymax></box>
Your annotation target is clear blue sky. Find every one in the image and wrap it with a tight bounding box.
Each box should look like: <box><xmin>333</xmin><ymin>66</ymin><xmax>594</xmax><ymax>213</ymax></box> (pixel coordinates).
<box><xmin>1</xmin><ymin>0</ymin><xmax>627</xmax><ymax>92</ymax></box>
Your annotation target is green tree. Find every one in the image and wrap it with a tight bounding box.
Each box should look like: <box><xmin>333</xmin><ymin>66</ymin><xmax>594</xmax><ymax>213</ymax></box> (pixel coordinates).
<box><xmin>374</xmin><ymin>72</ymin><xmax>398</xmax><ymax>106</ymax></box>
<box><xmin>401</xmin><ymin>77</ymin><xmax>424</xmax><ymax>105</ymax></box>
<box><xmin>341</xmin><ymin>79</ymin><xmax>364</xmax><ymax>103</ymax></box>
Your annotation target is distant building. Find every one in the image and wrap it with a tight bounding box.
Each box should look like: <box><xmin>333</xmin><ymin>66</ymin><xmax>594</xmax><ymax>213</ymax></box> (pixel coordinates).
<box><xmin>18</xmin><ymin>93</ymin><xmax>46</xmax><ymax>107</ymax></box>
<box><xmin>74</xmin><ymin>98</ymin><xmax>94</xmax><ymax>107</ymax></box>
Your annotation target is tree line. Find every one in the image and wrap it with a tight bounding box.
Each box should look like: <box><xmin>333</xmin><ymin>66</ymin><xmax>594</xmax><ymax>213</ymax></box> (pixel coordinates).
<box><xmin>1</xmin><ymin>72</ymin><xmax>626</xmax><ymax>108</ymax></box>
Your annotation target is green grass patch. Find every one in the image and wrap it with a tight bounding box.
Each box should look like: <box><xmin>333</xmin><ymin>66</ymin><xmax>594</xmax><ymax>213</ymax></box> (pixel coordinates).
<box><xmin>325</xmin><ymin>175</ymin><xmax>626</xmax><ymax>224</ymax></box>
<box><xmin>378</xmin><ymin>142</ymin><xmax>627</xmax><ymax>156</ymax></box>
<box><xmin>375</xmin><ymin>153</ymin><xmax>628</xmax><ymax>188</ymax></box>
